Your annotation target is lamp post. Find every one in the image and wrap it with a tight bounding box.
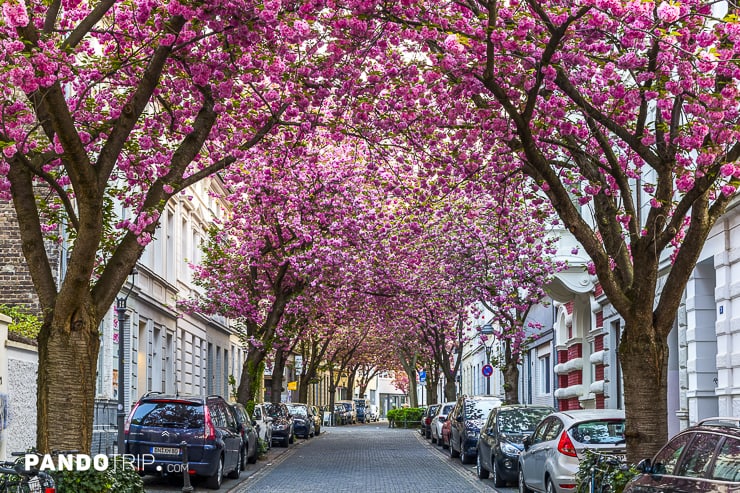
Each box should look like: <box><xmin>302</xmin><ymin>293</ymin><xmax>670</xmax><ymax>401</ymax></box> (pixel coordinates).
<box><xmin>117</xmin><ymin>268</ymin><xmax>137</xmax><ymax>455</ymax></box>
<box><xmin>481</xmin><ymin>323</ymin><xmax>495</xmax><ymax>395</ymax></box>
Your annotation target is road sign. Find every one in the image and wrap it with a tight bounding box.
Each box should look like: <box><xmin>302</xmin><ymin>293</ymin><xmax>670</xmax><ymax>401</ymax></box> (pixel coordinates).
<box><xmin>419</xmin><ymin>370</ymin><xmax>427</xmax><ymax>384</ymax></box>
<box><xmin>482</xmin><ymin>364</ymin><xmax>493</xmax><ymax>377</ymax></box>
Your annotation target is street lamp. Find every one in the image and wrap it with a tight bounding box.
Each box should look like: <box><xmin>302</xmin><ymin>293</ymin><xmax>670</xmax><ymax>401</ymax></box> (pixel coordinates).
<box><xmin>117</xmin><ymin>268</ymin><xmax>137</xmax><ymax>455</ymax></box>
<box><xmin>481</xmin><ymin>323</ymin><xmax>495</xmax><ymax>395</ymax></box>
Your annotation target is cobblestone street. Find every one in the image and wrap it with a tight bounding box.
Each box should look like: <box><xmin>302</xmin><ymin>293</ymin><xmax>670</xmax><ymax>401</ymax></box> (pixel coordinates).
<box><xmin>142</xmin><ymin>422</ymin><xmax>518</xmax><ymax>492</ymax></box>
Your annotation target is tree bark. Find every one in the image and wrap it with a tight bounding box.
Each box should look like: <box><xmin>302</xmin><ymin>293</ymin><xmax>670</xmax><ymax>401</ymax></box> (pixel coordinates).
<box><xmin>502</xmin><ymin>362</ymin><xmax>520</xmax><ymax>404</ymax></box>
<box><xmin>36</xmin><ymin>296</ymin><xmax>100</xmax><ymax>453</ymax></box>
<box><xmin>620</xmin><ymin>321</ymin><xmax>669</xmax><ymax>462</ymax></box>
<box><xmin>236</xmin><ymin>349</ymin><xmax>266</xmax><ymax>404</ymax></box>
<box><xmin>270</xmin><ymin>349</ymin><xmax>286</xmax><ymax>403</ymax></box>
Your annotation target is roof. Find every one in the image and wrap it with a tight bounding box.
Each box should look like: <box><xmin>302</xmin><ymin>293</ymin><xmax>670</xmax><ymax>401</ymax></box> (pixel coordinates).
<box><xmin>557</xmin><ymin>409</ymin><xmax>625</xmax><ymax>421</ymax></box>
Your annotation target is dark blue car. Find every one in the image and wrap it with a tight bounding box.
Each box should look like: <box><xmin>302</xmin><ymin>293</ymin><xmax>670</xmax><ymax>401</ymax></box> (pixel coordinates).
<box><xmin>125</xmin><ymin>394</ymin><xmax>241</xmax><ymax>489</ymax></box>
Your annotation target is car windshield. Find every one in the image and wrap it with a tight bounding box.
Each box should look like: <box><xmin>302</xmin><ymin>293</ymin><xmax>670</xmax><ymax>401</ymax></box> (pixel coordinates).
<box><xmin>465</xmin><ymin>399</ymin><xmax>501</xmax><ymax>421</ymax></box>
<box><xmin>288</xmin><ymin>405</ymin><xmax>308</xmax><ymax>417</ymax></box>
<box><xmin>130</xmin><ymin>401</ymin><xmax>204</xmax><ymax>429</ymax></box>
<box><xmin>442</xmin><ymin>404</ymin><xmax>454</xmax><ymax>415</ymax></box>
<box><xmin>342</xmin><ymin>403</ymin><xmax>352</xmax><ymax>411</ymax></box>
<box><xmin>265</xmin><ymin>403</ymin><xmax>289</xmax><ymax>418</ymax></box>
<box><xmin>498</xmin><ymin>409</ymin><xmax>551</xmax><ymax>434</ymax></box>
<box><xmin>570</xmin><ymin>419</ymin><xmax>626</xmax><ymax>444</ymax></box>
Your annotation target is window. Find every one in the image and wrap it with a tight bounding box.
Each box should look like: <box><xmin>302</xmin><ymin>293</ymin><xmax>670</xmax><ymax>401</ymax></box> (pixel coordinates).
<box><xmin>543</xmin><ymin>418</ymin><xmax>563</xmax><ymax>441</ymax></box>
<box><xmin>711</xmin><ymin>437</ymin><xmax>740</xmax><ymax>482</ymax></box>
<box><xmin>532</xmin><ymin>418</ymin><xmax>554</xmax><ymax>444</ymax></box>
<box><xmin>539</xmin><ymin>354</ymin><xmax>551</xmax><ymax>394</ymax></box>
<box><xmin>653</xmin><ymin>432</ymin><xmax>692</xmax><ymax>475</ymax></box>
<box><xmin>676</xmin><ymin>433</ymin><xmax>720</xmax><ymax>478</ymax></box>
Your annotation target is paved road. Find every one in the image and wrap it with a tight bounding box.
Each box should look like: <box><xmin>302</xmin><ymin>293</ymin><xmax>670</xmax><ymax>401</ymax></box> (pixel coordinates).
<box><xmin>144</xmin><ymin>422</ymin><xmax>518</xmax><ymax>493</ymax></box>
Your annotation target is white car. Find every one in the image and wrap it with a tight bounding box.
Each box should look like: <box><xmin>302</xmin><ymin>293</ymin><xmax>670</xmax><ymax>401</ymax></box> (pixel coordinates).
<box><xmin>251</xmin><ymin>403</ymin><xmax>273</xmax><ymax>449</ymax></box>
<box><xmin>431</xmin><ymin>401</ymin><xmax>456</xmax><ymax>445</ymax></box>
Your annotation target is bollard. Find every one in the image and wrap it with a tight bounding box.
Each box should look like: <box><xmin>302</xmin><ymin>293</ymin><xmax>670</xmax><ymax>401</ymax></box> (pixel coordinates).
<box><xmin>180</xmin><ymin>441</ymin><xmax>193</xmax><ymax>493</ymax></box>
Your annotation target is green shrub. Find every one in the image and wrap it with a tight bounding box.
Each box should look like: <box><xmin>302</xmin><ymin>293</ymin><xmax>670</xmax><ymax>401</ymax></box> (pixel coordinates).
<box><xmin>0</xmin><ymin>304</ymin><xmax>42</xmax><ymax>340</ymax></box>
<box><xmin>53</xmin><ymin>456</ymin><xmax>144</xmax><ymax>493</ymax></box>
<box><xmin>387</xmin><ymin>407</ymin><xmax>426</xmax><ymax>428</ymax></box>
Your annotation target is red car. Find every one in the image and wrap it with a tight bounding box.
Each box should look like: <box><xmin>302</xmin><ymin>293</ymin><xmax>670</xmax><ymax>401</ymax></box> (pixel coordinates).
<box><xmin>441</xmin><ymin>412</ymin><xmax>453</xmax><ymax>449</ymax></box>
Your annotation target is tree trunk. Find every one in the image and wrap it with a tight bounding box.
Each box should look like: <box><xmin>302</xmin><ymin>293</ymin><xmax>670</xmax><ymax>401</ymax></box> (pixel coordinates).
<box><xmin>620</xmin><ymin>321</ymin><xmax>669</xmax><ymax>463</ymax></box>
<box><xmin>444</xmin><ymin>379</ymin><xmax>456</xmax><ymax>402</ymax></box>
<box><xmin>426</xmin><ymin>375</ymin><xmax>438</xmax><ymax>405</ymax></box>
<box><xmin>36</xmin><ymin>298</ymin><xmax>100</xmax><ymax>454</ymax></box>
<box><xmin>270</xmin><ymin>349</ymin><xmax>286</xmax><ymax>403</ymax></box>
<box><xmin>502</xmin><ymin>362</ymin><xmax>520</xmax><ymax>404</ymax></box>
<box><xmin>237</xmin><ymin>350</ymin><xmax>266</xmax><ymax>404</ymax></box>
<box><xmin>346</xmin><ymin>369</ymin><xmax>357</xmax><ymax>400</ymax></box>
<box><xmin>298</xmin><ymin>374</ymin><xmax>310</xmax><ymax>404</ymax></box>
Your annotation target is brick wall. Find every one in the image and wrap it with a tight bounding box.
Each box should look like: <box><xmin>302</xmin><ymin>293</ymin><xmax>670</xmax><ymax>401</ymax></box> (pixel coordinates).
<box><xmin>0</xmin><ymin>200</ymin><xmax>61</xmax><ymax>315</ymax></box>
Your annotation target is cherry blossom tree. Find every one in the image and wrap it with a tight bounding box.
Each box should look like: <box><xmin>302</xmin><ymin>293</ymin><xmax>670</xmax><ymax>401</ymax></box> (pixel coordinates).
<box><xmin>351</xmin><ymin>0</ymin><xmax>740</xmax><ymax>459</ymax></box>
<box><xmin>0</xmin><ymin>0</ymin><xmax>368</xmax><ymax>452</ymax></box>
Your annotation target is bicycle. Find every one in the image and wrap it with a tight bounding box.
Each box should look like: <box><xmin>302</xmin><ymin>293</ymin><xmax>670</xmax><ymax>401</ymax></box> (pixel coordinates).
<box><xmin>0</xmin><ymin>460</ymin><xmax>55</xmax><ymax>493</ymax></box>
<box><xmin>576</xmin><ymin>450</ymin><xmax>627</xmax><ymax>493</ymax></box>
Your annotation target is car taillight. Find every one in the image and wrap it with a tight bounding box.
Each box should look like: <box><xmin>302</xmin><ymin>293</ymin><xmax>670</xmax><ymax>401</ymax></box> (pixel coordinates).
<box><xmin>124</xmin><ymin>402</ymin><xmax>140</xmax><ymax>435</ymax></box>
<box><xmin>45</xmin><ymin>488</ymin><xmax>56</xmax><ymax>493</ymax></box>
<box><xmin>557</xmin><ymin>431</ymin><xmax>577</xmax><ymax>457</ymax></box>
<box><xmin>204</xmin><ymin>405</ymin><xmax>216</xmax><ymax>440</ymax></box>
<box><xmin>425</xmin><ymin>417</ymin><xmax>431</xmax><ymax>425</ymax></box>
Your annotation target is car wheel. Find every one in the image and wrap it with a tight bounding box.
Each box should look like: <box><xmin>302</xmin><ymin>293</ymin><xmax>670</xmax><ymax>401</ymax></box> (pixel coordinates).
<box><xmin>461</xmin><ymin>445</ymin><xmax>472</xmax><ymax>464</ymax></box>
<box><xmin>519</xmin><ymin>468</ymin><xmax>533</xmax><ymax>493</ymax></box>
<box><xmin>227</xmin><ymin>451</ymin><xmax>241</xmax><ymax>479</ymax></box>
<box><xmin>545</xmin><ymin>479</ymin><xmax>556</xmax><ymax>493</ymax></box>
<box><xmin>476</xmin><ymin>451</ymin><xmax>489</xmax><ymax>479</ymax></box>
<box><xmin>450</xmin><ymin>438</ymin><xmax>460</xmax><ymax>459</ymax></box>
<box><xmin>240</xmin><ymin>446</ymin><xmax>248</xmax><ymax>470</ymax></box>
<box><xmin>205</xmin><ymin>456</ymin><xmax>223</xmax><ymax>490</ymax></box>
<box><xmin>247</xmin><ymin>445</ymin><xmax>257</xmax><ymax>464</ymax></box>
<box><xmin>492</xmin><ymin>457</ymin><xmax>505</xmax><ymax>487</ymax></box>
<box><xmin>289</xmin><ymin>432</ymin><xmax>294</xmax><ymax>444</ymax></box>
<box><xmin>431</xmin><ymin>434</ymin><xmax>437</xmax><ymax>445</ymax></box>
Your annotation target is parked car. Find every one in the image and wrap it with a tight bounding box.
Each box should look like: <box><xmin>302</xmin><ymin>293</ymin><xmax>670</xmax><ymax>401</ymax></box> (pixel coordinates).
<box><xmin>519</xmin><ymin>409</ymin><xmax>626</xmax><ymax>493</ymax></box>
<box><xmin>448</xmin><ymin>395</ymin><xmax>503</xmax><ymax>464</ymax></box>
<box><xmin>333</xmin><ymin>404</ymin><xmax>346</xmax><ymax>425</ymax></box>
<box><xmin>337</xmin><ymin>400</ymin><xmax>357</xmax><ymax>424</ymax></box>
<box><xmin>310</xmin><ymin>405</ymin><xmax>322</xmax><ymax>435</ymax></box>
<box><xmin>476</xmin><ymin>404</ymin><xmax>554</xmax><ymax>487</ymax></box>
<box><xmin>263</xmin><ymin>402</ymin><xmax>294</xmax><ymax>447</ymax></box>
<box><xmin>441</xmin><ymin>410</ymin><xmax>453</xmax><ymax>449</ymax></box>
<box><xmin>356</xmin><ymin>404</ymin><xmax>367</xmax><ymax>423</ymax></box>
<box><xmin>624</xmin><ymin>417</ymin><xmax>740</xmax><ymax>493</ymax></box>
<box><xmin>124</xmin><ymin>393</ymin><xmax>241</xmax><ymax>490</ymax></box>
<box><xmin>230</xmin><ymin>403</ymin><xmax>258</xmax><ymax>469</ymax></box>
<box><xmin>421</xmin><ymin>404</ymin><xmax>440</xmax><ymax>439</ymax></box>
<box><xmin>367</xmin><ymin>405</ymin><xmax>379</xmax><ymax>422</ymax></box>
<box><xmin>431</xmin><ymin>401</ymin><xmax>455</xmax><ymax>445</ymax></box>
<box><xmin>286</xmin><ymin>403</ymin><xmax>315</xmax><ymax>439</ymax></box>
<box><xmin>251</xmin><ymin>403</ymin><xmax>272</xmax><ymax>449</ymax></box>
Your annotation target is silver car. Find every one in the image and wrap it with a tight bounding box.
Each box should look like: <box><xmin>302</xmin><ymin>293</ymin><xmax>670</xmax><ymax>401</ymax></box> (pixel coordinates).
<box><xmin>518</xmin><ymin>409</ymin><xmax>626</xmax><ymax>493</ymax></box>
<box><xmin>431</xmin><ymin>401</ymin><xmax>455</xmax><ymax>445</ymax></box>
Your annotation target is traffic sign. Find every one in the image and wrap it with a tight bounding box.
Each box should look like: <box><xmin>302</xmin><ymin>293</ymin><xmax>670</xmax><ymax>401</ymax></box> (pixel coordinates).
<box><xmin>419</xmin><ymin>370</ymin><xmax>427</xmax><ymax>384</ymax></box>
<box><xmin>482</xmin><ymin>364</ymin><xmax>493</xmax><ymax>377</ymax></box>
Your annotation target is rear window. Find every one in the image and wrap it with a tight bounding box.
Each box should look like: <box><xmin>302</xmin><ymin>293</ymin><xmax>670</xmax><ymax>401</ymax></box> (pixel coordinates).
<box><xmin>131</xmin><ymin>401</ymin><xmax>204</xmax><ymax>429</ymax></box>
<box><xmin>570</xmin><ymin>419</ymin><xmax>625</xmax><ymax>445</ymax></box>
<box><xmin>288</xmin><ymin>405</ymin><xmax>308</xmax><ymax>417</ymax></box>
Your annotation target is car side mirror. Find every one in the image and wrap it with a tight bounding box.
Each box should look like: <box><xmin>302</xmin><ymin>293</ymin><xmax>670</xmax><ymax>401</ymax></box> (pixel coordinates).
<box><xmin>522</xmin><ymin>435</ymin><xmax>532</xmax><ymax>450</ymax></box>
<box><xmin>439</xmin><ymin>416</ymin><xmax>446</xmax><ymax>423</ymax></box>
<box><xmin>636</xmin><ymin>458</ymin><xmax>653</xmax><ymax>474</ymax></box>
<box><xmin>252</xmin><ymin>419</ymin><xmax>257</xmax><ymax>426</ymax></box>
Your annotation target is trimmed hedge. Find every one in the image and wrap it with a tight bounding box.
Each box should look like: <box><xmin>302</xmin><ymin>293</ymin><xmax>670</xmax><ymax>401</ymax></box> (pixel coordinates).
<box><xmin>387</xmin><ymin>407</ymin><xmax>426</xmax><ymax>428</ymax></box>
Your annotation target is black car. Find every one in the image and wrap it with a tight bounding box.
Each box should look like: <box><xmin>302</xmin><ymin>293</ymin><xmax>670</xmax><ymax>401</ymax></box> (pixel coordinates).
<box><xmin>448</xmin><ymin>395</ymin><xmax>503</xmax><ymax>464</ymax></box>
<box><xmin>624</xmin><ymin>417</ymin><xmax>740</xmax><ymax>493</ymax></box>
<box><xmin>286</xmin><ymin>403</ymin><xmax>315</xmax><ymax>439</ymax></box>
<box><xmin>264</xmin><ymin>402</ymin><xmax>294</xmax><ymax>447</ymax></box>
<box><xmin>421</xmin><ymin>404</ymin><xmax>440</xmax><ymax>439</ymax></box>
<box><xmin>230</xmin><ymin>403</ymin><xmax>258</xmax><ymax>469</ymax></box>
<box><xmin>125</xmin><ymin>393</ymin><xmax>241</xmax><ymax>490</ymax></box>
<box><xmin>476</xmin><ymin>404</ymin><xmax>554</xmax><ymax>487</ymax></box>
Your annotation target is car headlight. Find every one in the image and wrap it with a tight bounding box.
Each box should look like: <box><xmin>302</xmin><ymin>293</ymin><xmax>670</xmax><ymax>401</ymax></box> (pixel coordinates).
<box><xmin>500</xmin><ymin>441</ymin><xmax>522</xmax><ymax>456</ymax></box>
<box><xmin>273</xmin><ymin>423</ymin><xmax>288</xmax><ymax>430</ymax></box>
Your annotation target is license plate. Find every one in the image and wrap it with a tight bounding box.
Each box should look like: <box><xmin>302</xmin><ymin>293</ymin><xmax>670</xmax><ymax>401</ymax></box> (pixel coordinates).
<box><xmin>152</xmin><ymin>446</ymin><xmax>181</xmax><ymax>455</ymax></box>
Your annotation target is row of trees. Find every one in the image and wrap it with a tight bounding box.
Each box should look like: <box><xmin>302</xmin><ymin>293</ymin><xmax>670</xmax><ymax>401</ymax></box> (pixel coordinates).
<box><xmin>2</xmin><ymin>0</ymin><xmax>739</xmax><ymax>462</ymax></box>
